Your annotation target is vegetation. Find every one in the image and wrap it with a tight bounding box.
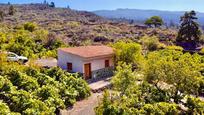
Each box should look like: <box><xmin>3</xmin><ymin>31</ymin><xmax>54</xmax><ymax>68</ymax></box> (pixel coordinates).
<box><xmin>96</xmin><ymin>42</ymin><xmax>204</xmax><ymax>115</ymax></box>
<box><xmin>0</xmin><ymin>10</ymin><xmax>4</xmax><ymax>22</ymax></box>
<box><xmin>145</xmin><ymin>16</ymin><xmax>164</xmax><ymax>28</ymax></box>
<box><xmin>0</xmin><ymin>22</ymin><xmax>65</xmax><ymax>58</ymax></box>
<box><xmin>112</xmin><ymin>41</ymin><xmax>143</xmax><ymax>67</ymax></box>
<box><xmin>49</xmin><ymin>2</ymin><xmax>55</xmax><ymax>8</ymax></box>
<box><xmin>0</xmin><ymin>3</ymin><xmax>203</xmax><ymax>114</ymax></box>
<box><xmin>0</xmin><ymin>4</ymin><xmax>177</xmax><ymax>46</ymax></box>
<box><xmin>0</xmin><ymin>55</ymin><xmax>91</xmax><ymax>114</ymax></box>
<box><xmin>139</xmin><ymin>36</ymin><xmax>160</xmax><ymax>51</ymax></box>
<box><xmin>177</xmin><ymin>11</ymin><xmax>202</xmax><ymax>45</ymax></box>
<box><xmin>8</xmin><ymin>5</ymin><xmax>15</xmax><ymax>15</ymax></box>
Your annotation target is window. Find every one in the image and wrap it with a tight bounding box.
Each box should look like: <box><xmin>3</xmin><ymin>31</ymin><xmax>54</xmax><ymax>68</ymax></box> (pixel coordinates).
<box><xmin>105</xmin><ymin>60</ymin><xmax>110</xmax><ymax>68</ymax></box>
<box><xmin>7</xmin><ymin>53</ymin><xmax>17</xmax><ymax>57</ymax></box>
<box><xmin>67</xmin><ymin>62</ymin><xmax>72</xmax><ymax>71</ymax></box>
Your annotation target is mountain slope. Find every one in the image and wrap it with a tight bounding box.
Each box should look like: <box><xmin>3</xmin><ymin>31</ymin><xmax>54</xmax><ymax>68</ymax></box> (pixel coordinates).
<box><xmin>0</xmin><ymin>4</ymin><xmax>177</xmax><ymax>46</ymax></box>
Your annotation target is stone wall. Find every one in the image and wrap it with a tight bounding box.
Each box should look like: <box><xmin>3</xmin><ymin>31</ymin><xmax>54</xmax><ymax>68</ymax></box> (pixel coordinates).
<box><xmin>91</xmin><ymin>66</ymin><xmax>114</xmax><ymax>80</ymax></box>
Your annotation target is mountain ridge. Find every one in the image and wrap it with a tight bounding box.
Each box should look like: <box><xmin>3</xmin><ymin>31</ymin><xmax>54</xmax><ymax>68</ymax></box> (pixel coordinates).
<box><xmin>93</xmin><ymin>9</ymin><xmax>204</xmax><ymax>25</ymax></box>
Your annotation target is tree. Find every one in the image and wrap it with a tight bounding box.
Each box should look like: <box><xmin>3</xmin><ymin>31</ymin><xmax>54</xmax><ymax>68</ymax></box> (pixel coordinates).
<box><xmin>43</xmin><ymin>0</ymin><xmax>47</xmax><ymax>4</ymax></box>
<box><xmin>145</xmin><ymin>49</ymin><xmax>202</xmax><ymax>103</ymax></box>
<box><xmin>8</xmin><ymin>5</ymin><xmax>15</xmax><ymax>15</ymax></box>
<box><xmin>49</xmin><ymin>2</ymin><xmax>55</xmax><ymax>8</ymax></box>
<box><xmin>144</xmin><ymin>18</ymin><xmax>152</xmax><ymax>27</ymax></box>
<box><xmin>145</xmin><ymin>16</ymin><xmax>164</xmax><ymax>28</ymax></box>
<box><xmin>111</xmin><ymin>63</ymin><xmax>137</xmax><ymax>94</ymax></box>
<box><xmin>0</xmin><ymin>10</ymin><xmax>4</xmax><ymax>22</ymax></box>
<box><xmin>176</xmin><ymin>11</ymin><xmax>201</xmax><ymax>44</ymax></box>
<box><xmin>112</xmin><ymin>41</ymin><xmax>143</xmax><ymax>68</ymax></box>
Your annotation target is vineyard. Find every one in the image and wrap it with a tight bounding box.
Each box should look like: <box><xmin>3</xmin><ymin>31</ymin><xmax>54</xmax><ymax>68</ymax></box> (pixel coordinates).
<box><xmin>0</xmin><ymin>55</ymin><xmax>91</xmax><ymax>114</ymax></box>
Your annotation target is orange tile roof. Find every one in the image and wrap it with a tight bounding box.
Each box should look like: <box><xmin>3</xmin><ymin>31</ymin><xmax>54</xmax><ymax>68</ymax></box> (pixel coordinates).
<box><xmin>58</xmin><ymin>45</ymin><xmax>114</xmax><ymax>58</ymax></box>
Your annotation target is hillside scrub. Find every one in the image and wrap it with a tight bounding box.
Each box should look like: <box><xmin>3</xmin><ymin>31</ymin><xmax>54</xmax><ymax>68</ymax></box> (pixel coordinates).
<box><xmin>0</xmin><ymin>57</ymin><xmax>91</xmax><ymax>114</ymax></box>
<box><xmin>0</xmin><ymin>4</ymin><xmax>178</xmax><ymax>47</ymax></box>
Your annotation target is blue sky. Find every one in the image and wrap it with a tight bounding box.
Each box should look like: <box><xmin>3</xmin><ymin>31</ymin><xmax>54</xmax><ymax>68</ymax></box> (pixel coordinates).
<box><xmin>0</xmin><ymin>0</ymin><xmax>204</xmax><ymax>12</ymax></box>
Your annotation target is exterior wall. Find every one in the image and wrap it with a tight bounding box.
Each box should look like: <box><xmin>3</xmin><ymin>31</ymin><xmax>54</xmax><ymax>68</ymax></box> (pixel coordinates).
<box><xmin>83</xmin><ymin>57</ymin><xmax>114</xmax><ymax>79</ymax></box>
<box><xmin>57</xmin><ymin>50</ymin><xmax>83</xmax><ymax>73</ymax></box>
<box><xmin>58</xmin><ymin>49</ymin><xmax>114</xmax><ymax>79</ymax></box>
<box><xmin>83</xmin><ymin>57</ymin><xmax>114</xmax><ymax>72</ymax></box>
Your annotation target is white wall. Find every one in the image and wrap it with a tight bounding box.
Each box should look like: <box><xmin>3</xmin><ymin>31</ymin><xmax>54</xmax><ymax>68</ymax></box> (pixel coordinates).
<box><xmin>58</xmin><ymin>49</ymin><xmax>114</xmax><ymax>74</ymax></box>
<box><xmin>58</xmin><ymin>50</ymin><xmax>83</xmax><ymax>73</ymax></box>
<box><xmin>83</xmin><ymin>57</ymin><xmax>114</xmax><ymax>73</ymax></box>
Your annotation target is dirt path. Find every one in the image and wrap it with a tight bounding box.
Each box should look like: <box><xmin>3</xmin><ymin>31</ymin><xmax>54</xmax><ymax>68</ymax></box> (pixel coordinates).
<box><xmin>60</xmin><ymin>93</ymin><xmax>103</xmax><ymax>115</ymax></box>
<box><xmin>60</xmin><ymin>77</ymin><xmax>111</xmax><ymax>115</ymax></box>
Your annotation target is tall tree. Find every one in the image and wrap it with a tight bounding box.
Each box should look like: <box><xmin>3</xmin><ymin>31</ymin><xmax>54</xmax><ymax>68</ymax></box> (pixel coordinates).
<box><xmin>49</xmin><ymin>2</ymin><xmax>55</xmax><ymax>8</ymax></box>
<box><xmin>176</xmin><ymin>11</ymin><xmax>201</xmax><ymax>44</ymax></box>
<box><xmin>0</xmin><ymin>10</ymin><xmax>4</xmax><ymax>22</ymax></box>
<box><xmin>8</xmin><ymin>5</ymin><xmax>15</xmax><ymax>15</ymax></box>
<box><xmin>145</xmin><ymin>16</ymin><xmax>164</xmax><ymax>28</ymax></box>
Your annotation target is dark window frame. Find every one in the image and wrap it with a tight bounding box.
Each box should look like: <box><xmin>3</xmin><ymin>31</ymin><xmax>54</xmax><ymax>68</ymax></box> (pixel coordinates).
<box><xmin>67</xmin><ymin>62</ymin><xmax>72</xmax><ymax>71</ymax></box>
<box><xmin>105</xmin><ymin>60</ymin><xmax>110</xmax><ymax>68</ymax></box>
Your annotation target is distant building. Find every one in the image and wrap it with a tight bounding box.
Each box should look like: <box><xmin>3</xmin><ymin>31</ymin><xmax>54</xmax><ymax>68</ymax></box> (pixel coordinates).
<box><xmin>58</xmin><ymin>46</ymin><xmax>114</xmax><ymax>80</ymax></box>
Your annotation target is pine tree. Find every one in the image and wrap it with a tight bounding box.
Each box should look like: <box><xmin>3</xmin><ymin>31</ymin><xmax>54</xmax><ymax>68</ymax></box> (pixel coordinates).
<box><xmin>176</xmin><ymin>11</ymin><xmax>201</xmax><ymax>44</ymax></box>
<box><xmin>0</xmin><ymin>10</ymin><xmax>4</xmax><ymax>22</ymax></box>
<box><xmin>8</xmin><ymin>5</ymin><xmax>15</xmax><ymax>15</ymax></box>
<box><xmin>49</xmin><ymin>2</ymin><xmax>55</xmax><ymax>8</ymax></box>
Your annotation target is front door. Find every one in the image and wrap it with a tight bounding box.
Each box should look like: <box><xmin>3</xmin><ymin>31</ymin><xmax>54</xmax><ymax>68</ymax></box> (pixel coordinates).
<box><xmin>84</xmin><ymin>63</ymin><xmax>91</xmax><ymax>80</ymax></box>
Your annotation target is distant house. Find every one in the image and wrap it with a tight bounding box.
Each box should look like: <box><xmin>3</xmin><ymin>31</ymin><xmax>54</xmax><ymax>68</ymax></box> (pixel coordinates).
<box><xmin>58</xmin><ymin>46</ymin><xmax>114</xmax><ymax>80</ymax></box>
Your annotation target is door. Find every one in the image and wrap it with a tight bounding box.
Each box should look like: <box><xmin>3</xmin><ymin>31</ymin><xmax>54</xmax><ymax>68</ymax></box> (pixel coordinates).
<box><xmin>84</xmin><ymin>63</ymin><xmax>91</xmax><ymax>80</ymax></box>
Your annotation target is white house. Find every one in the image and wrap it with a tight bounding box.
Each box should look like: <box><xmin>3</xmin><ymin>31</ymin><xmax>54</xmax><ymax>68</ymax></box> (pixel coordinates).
<box><xmin>57</xmin><ymin>45</ymin><xmax>114</xmax><ymax>80</ymax></box>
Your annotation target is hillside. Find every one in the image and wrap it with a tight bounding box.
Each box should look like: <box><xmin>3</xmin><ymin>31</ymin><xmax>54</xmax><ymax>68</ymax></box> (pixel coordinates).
<box><xmin>93</xmin><ymin>9</ymin><xmax>204</xmax><ymax>26</ymax></box>
<box><xmin>0</xmin><ymin>4</ymin><xmax>177</xmax><ymax>46</ymax></box>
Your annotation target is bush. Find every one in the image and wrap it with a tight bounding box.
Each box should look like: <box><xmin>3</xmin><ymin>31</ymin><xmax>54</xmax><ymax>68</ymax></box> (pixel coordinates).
<box><xmin>140</xmin><ymin>36</ymin><xmax>160</xmax><ymax>51</ymax></box>
<box><xmin>24</xmin><ymin>22</ymin><xmax>37</xmax><ymax>32</ymax></box>
<box><xmin>166</xmin><ymin>45</ymin><xmax>183</xmax><ymax>51</ymax></box>
<box><xmin>185</xmin><ymin>96</ymin><xmax>204</xmax><ymax>114</ymax></box>
<box><xmin>200</xmin><ymin>48</ymin><xmax>204</xmax><ymax>54</ymax></box>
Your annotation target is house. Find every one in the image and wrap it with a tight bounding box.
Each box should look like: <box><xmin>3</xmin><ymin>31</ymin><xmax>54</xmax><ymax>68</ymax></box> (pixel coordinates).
<box><xmin>57</xmin><ymin>45</ymin><xmax>114</xmax><ymax>80</ymax></box>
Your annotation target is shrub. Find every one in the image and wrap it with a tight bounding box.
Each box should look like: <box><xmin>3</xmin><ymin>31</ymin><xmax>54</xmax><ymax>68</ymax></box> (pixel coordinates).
<box><xmin>185</xmin><ymin>96</ymin><xmax>204</xmax><ymax>114</ymax></box>
<box><xmin>140</xmin><ymin>36</ymin><xmax>160</xmax><ymax>51</ymax></box>
<box><xmin>166</xmin><ymin>45</ymin><xmax>183</xmax><ymax>51</ymax></box>
<box><xmin>24</xmin><ymin>22</ymin><xmax>37</xmax><ymax>32</ymax></box>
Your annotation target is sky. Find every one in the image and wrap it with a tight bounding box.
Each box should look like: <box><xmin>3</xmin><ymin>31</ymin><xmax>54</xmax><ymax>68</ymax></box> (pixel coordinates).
<box><xmin>0</xmin><ymin>0</ymin><xmax>204</xmax><ymax>12</ymax></box>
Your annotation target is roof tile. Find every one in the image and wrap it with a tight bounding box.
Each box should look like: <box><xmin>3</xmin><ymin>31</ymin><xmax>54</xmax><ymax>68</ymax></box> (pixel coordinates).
<box><xmin>58</xmin><ymin>45</ymin><xmax>114</xmax><ymax>58</ymax></box>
